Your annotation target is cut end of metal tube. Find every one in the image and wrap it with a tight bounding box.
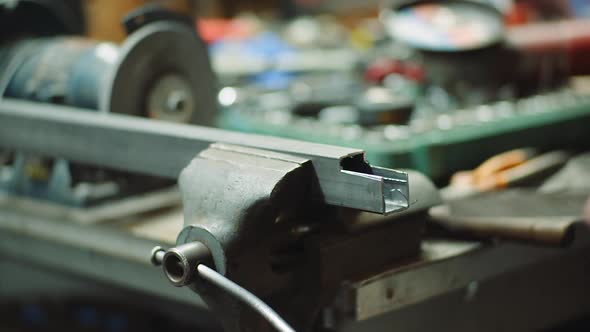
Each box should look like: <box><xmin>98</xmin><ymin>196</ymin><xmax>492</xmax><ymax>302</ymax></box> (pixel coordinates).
<box><xmin>340</xmin><ymin>166</ymin><xmax>410</xmax><ymax>215</ymax></box>
<box><xmin>377</xmin><ymin>168</ymin><xmax>410</xmax><ymax>214</ymax></box>
<box><xmin>162</xmin><ymin>242</ymin><xmax>212</xmax><ymax>287</ymax></box>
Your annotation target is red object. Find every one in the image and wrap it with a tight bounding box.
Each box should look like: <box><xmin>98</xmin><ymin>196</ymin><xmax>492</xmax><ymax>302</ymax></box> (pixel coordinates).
<box><xmin>505</xmin><ymin>3</ymin><xmax>531</xmax><ymax>26</ymax></box>
<box><xmin>364</xmin><ymin>59</ymin><xmax>402</xmax><ymax>83</ymax></box>
<box><xmin>508</xmin><ymin>20</ymin><xmax>590</xmax><ymax>75</ymax></box>
<box><xmin>197</xmin><ymin>18</ymin><xmax>256</xmax><ymax>44</ymax></box>
<box><xmin>364</xmin><ymin>58</ymin><xmax>425</xmax><ymax>84</ymax></box>
<box><xmin>402</xmin><ymin>62</ymin><xmax>425</xmax><ymax>82</ymax></box>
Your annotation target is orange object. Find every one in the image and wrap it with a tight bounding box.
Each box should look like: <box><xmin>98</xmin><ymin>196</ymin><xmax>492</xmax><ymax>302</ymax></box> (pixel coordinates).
<box><xmin>454</xmin><ymin>149</ymin><xmax>569</xmax><ymax>192</ymax></box>
<box><xmin>84</xmin><ymin>0</ymin><xmax>143</xmax><ymax>42</ymax></box>
<box><xmin>505</xmin><ymin>2</ymin><xmax>531</xmax><ymax>26</ymax></box>
<box><xmin>449</xmin><ymin>170</ymin><xmax>476</xmax><ymax>189</ymax></box>
<box><xmin>197</xmin><ymin>18</ymin><xmax>259</xmax><ymax>43</ymax></box>
<box><xmin>84</xmin><ymin>0</ymin><xmax>193</xmax><ymax>42</ymax></box>
<box><xmin>472</xmin><ymin>148</ymin><xmax>536</xmax><ymax>184</ymax></box>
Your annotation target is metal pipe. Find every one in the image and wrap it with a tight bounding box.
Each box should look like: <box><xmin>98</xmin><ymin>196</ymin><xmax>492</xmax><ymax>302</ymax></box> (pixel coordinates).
<box><xmin>163</xmin><ymin>242</ymin><xmax>211</xmax><ymax>286</ymax></box>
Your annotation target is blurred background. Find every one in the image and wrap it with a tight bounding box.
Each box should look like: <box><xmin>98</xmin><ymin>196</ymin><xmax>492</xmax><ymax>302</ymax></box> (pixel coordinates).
<box><xmin>4</xmin><ymin>0</ymin><xmax>590</xmax><ymax>181</ymax></box>
<box><xmin>2</xmin><ymin>0</ymin><xmax>590</xmax><ymax>331</ymax></box>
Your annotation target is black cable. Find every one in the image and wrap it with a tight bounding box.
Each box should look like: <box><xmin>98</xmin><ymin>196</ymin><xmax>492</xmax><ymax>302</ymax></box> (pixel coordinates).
<box><xmin>196</xmin><ymin>264</ymin><xmax>296</xmax><ymax>332</ymax></box>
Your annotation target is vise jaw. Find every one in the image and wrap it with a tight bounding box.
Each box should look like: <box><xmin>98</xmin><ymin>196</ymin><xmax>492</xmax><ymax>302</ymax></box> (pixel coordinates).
<box><xmin>177</xmin><ymin>143</ymin><xmax>314</xmax><ymax>331</ymax></box>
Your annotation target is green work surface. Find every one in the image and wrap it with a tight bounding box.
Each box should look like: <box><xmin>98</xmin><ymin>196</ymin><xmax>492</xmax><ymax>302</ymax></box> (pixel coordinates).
<box><xmin>219</xmin><ymin>92</ymin><xmax>590</xmax><ymax>181</ymax></box>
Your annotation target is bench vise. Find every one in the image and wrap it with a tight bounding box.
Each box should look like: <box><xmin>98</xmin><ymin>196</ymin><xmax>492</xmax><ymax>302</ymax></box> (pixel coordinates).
<box><xmin>0</xmin><ymin>100</ymin><xmax>440</xmax><ymax>331</ymax></box>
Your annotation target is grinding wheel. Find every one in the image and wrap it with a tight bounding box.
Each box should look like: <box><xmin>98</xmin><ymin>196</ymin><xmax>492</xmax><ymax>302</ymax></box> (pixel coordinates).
<box><xmin>102</xmin><ymin>21</ymin><xmax>218</xmax><ymax>126</ymax></box>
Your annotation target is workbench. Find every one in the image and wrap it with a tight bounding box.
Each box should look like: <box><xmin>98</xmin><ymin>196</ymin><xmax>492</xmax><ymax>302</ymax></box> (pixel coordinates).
<box><xmin>1</xmin><ymin>192</ymin><xmax>588</xmax><ymax>331</ymax></box>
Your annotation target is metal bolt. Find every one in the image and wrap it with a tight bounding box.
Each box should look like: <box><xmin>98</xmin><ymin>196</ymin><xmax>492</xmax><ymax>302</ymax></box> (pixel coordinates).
<box><xmin>150</xmin><ymin>246</ymin><xmax>166</xmax><ymax>266</ymax></box>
